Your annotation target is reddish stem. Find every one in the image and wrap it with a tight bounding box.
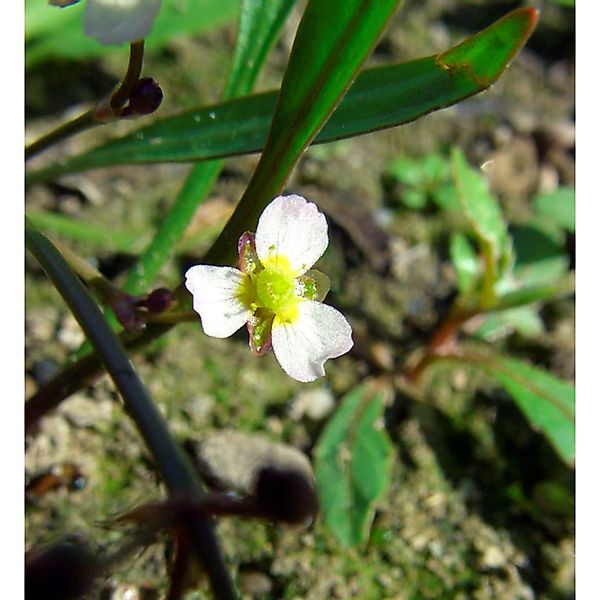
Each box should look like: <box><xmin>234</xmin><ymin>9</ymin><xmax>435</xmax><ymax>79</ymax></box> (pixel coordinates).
<box><xmin>405</xmin><ymin>306</ymin><xmax>476</xmax><ymax>383</ymax></box>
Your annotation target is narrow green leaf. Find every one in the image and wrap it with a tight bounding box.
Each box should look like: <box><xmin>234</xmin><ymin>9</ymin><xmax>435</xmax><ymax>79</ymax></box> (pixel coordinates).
<box><xmin>449</xmin><ymin>231</ymin><xmax>481</xmax><ymax>296</ymax></box>
<box><xmin>26</xmin><ymin>8</ymin><xmax>538</xmax><ymax>189</ymax></box>
<box><xmin>482</xmin><ymin>357</ymin><xmax>574</xmax><ymax>466</ymax></box>
<box><xmin>27</xmin><ymin>8</ymin><xmax>539</xmax><ymax>185</ymax></box>
<box><xmin>451</xmin><ymin>147</ymin><xmax>513</xmax><ymax>306</ymax></box>
<box><xmin>435</xmin><ymin>7</ymin><xmax>538</xmax><ymax>86</ymax></box>
<box><xmin>533</xmin><ymin>187</ymin><xmax>575</xmax><ymax>234</ymax></box>
<box><xmin>451</xmin><ymin>147</ymin><xmax>512</xmax><ymax>268</ymax></box>
<box><xmin>224</xmin><ymin>0</ymin><xmax>297</xmax><ymax>98</ymax></box>
<box><xmin>26</xmin><ymin>0</ymin><xmax>240</xmax><ymax>67</ymax></box>
<box><xmin>314</xmin><ymin>385</ymin><xmax>393</xmax><ymax>548</ymax></box>
<box><xmin>263</xmin><ymin>0</ymin><xmax>401</xmax><ymax>165</ymax></box>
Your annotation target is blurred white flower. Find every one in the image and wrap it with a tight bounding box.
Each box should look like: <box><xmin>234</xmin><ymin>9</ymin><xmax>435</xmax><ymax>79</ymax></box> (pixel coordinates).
<box><xmin>83</xmin><ymin>0</ymin><xmax>161</xmax><ymax>45</ymax></box>
<box><xmin>185</xmin><ymin>195</ymin><xmax>354</xmax><ymax>382</ymax></box>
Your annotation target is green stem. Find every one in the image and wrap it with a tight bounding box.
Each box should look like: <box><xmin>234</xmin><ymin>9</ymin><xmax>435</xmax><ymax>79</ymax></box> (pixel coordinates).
<box><xmin>480</xmin><ymin>242</ymin><xmax>497</xmax><ymax>309</ymax></box>
<box><xmin>25</xmin><ymin>110</ymin><xmax>95</xmax><ymax>161</ymax></box>
<box><xmin>25</xmin><ymin>220</ymin><xmax>237</xmax><ymax>600</ymax></box>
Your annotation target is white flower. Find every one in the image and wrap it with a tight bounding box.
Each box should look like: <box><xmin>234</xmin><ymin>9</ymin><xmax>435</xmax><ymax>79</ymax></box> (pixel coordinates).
<box><xmin>185</xmin><ymin>195</ymin><xmax>354</xmax><ymax>382</ymax></box>
<box><xmin>83</xmin><ymin>0</ymin><xmax>161</xmax><ymax>45</ymax></box>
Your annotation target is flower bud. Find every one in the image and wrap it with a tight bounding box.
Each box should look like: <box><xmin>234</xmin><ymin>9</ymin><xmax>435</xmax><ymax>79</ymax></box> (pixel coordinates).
<box><xmin>254</xmin><ymin>466</ymin><xmax>319</xmax><ymax>526</ymax></box>
<box><xmin>125</xmin><ymin>77</ymin><xmax>164</xmax><ymax>116</ymax></box>
<box><xmin>143</xmin><ymin>287</ymin><xmax>176</xmax><ymax>313</ymax></box>
<box><xmin>110</xmin><ymin>292</ymin><xmax>145</xmax><ymax>331</ymax></box>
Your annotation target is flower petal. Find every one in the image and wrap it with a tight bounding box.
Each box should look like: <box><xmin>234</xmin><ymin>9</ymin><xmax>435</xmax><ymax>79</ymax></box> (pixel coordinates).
<box><xmin>83</xmin><ymin>0</ymin><xmax>161</xmax><ymax>46</ymax></box>
<box><xmin>271</xmin><ymin>301</ymin><xmax>353</xmax><ymax>382</ymax></box>
<box><xmin>255</xmin><ymin>195</ymin><xmax>328</xmax><ymax>276</ymax></box>
<box><xmin>185</xmin><ymin>265</ymin><xmax>250</xmax><ymax>338</ymax></box>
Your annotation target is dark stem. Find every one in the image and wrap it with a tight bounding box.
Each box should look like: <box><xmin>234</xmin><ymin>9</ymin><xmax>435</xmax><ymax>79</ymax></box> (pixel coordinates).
<box><xmin>110</xmin><ymin>41</ymin><xmax>145</xmax><ymax>111</ymax></box>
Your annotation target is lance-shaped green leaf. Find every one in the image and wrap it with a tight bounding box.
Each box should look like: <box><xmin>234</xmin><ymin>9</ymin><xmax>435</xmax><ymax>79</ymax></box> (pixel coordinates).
<box><xmin>314</xmin><ymin>385</ymin><xmax>393</xmax><ymax>548</ymax></box>
<box><xmin>475</xmin><ymin>305</ymin><xmax>545</xmax><ymax>340</ymax></box>
<box><xmin>510</xmin><ymin>223</ymin><xmax>570</xmax><ymax>287</ymax></box>
<box><xmin>482</xmin><ymin>357</ymin><xmax>575</xmax><ymax>466</ymax></box>
<box><xmin>451</xmin><ymin>147</ymin><xmax>514</xmax><ymax>308</ymax></box>
<box><xmin>492</xmin><ymin>272</ymin><xmax>574</xmax><ymax>310</ymax></box>
<box><xmin>26</xmin><ymin>8</ymin><xmax>539</xmax><ymax>186</ymax></box>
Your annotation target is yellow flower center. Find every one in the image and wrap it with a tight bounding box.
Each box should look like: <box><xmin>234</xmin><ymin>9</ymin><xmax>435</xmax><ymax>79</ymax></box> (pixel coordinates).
<box><xmin>254</xmin><ymin>255</ymin><xmax>300</xmax><ymax>322</ymax></box>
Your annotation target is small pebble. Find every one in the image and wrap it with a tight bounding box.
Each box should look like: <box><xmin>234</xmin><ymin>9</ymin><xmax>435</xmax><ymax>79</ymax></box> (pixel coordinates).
<box><xmin>289</xmin><ymin>387</ymin><xmax>335</xmax><ymax>421</ymax></box>
<box><xmin>238</xmin><ymin>571</ymin><xmax>273</xmax><ymax>596</ymax></box>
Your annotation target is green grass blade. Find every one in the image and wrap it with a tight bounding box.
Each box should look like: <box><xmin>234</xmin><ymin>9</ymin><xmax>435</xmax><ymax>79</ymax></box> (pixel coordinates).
<box><xmin>224</xmin><ymin>0</ymin><xmax>297</xmax><ymax>98</ymax></box>
<box><xmin>26</xmin><ymin>8</ymin><xmax>538</xmax><ymax>186</ymax></box>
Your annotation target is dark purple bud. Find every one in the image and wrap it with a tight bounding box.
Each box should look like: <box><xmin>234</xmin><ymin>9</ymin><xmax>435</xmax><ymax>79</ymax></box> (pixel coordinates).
<box><xmin>254</xmin><ymin>466</ymin><xmax>319</xmax><ymax>525</ymax></box>
<box><xmin>25</xmin><ymin>540</ymin><xmax>100</xmax><ymax>600</ymax></box>
<box><xmin>110</xmin><ymin>293</ymin><xmax>145</xmax><ymax>331</ymax></box>
<box><xmin>127</xmin><ymin>77</ymin><xmax>163</xmax><ymax>115</ymax></box>
<box><xmin>144</xmin><ymin>288</ymin><xmax>176</xmax><ymax>314</ymax></box>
